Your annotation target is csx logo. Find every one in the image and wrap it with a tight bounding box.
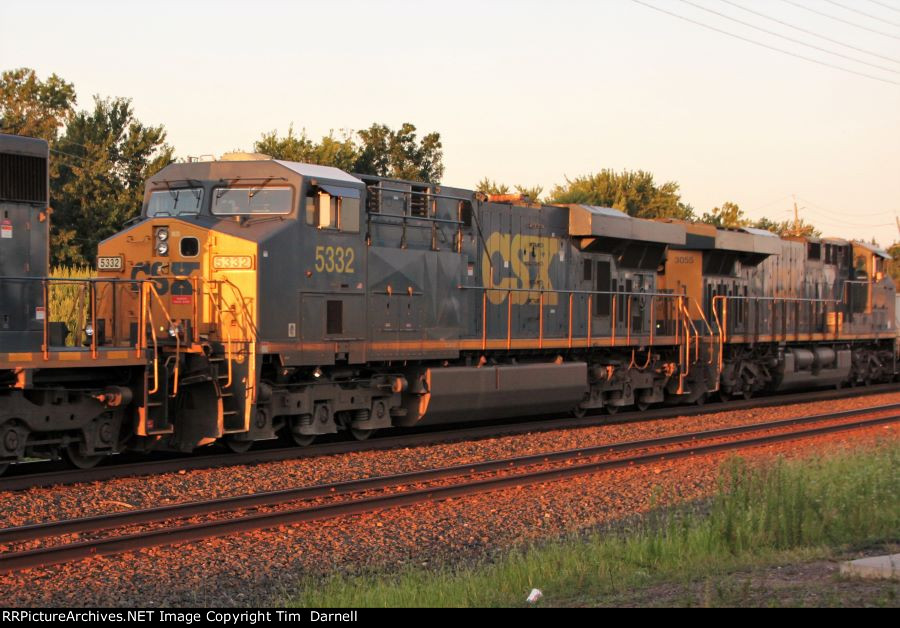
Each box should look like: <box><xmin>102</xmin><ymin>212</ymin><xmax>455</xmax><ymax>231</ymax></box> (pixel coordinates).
<box><xmin>131</xmin><ymin>261</ymin><xmax>200</xmax><ymax>295</ymax></box>
<box><xmin>481</xmin><ymin>233</ymin><xmax>561</xmax><ymax>305</ymax></box>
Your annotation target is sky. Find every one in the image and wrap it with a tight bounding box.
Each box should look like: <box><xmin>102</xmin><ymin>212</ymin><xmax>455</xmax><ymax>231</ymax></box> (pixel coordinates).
<box><xmin>2</xmin><ymin>0</ymin><xmax>899</xmax><ymax>244</ymax></box>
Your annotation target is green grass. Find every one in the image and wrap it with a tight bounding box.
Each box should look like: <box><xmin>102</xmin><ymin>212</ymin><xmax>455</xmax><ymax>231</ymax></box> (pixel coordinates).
<box><xmin>48</xmin><ymin>265</ymin><xmax>95</xmax><ymax>345</ymax></box>
<box><xmin>287</xmin><ymin>443</ymin><xmax>899</xmax><ymax>607</ymax></box>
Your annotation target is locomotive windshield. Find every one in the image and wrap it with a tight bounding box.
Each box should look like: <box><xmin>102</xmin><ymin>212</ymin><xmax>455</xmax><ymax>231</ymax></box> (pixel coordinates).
<box><xmin>147</xmin><ymin>187</ymin><xmax>203</xmax><ymax>217</ymax></box>
<box><xmin>211</xmin><ymin>186</ymin><xmax>292</xmax><ymax>215</ymax></box>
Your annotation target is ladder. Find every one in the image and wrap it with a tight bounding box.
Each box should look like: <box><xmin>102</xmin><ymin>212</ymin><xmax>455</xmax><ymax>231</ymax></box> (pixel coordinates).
<box><xmin>205</xmin><ymin>280</ymin><xmax>257</xmax><ymax>433</ymax></box>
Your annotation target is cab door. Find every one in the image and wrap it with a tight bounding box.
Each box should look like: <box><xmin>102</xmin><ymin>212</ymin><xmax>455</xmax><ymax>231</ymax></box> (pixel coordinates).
<box><xmin>299</xmin><ymin>183</ymin><xmax>367</xmax><ymax>363</ymax></box>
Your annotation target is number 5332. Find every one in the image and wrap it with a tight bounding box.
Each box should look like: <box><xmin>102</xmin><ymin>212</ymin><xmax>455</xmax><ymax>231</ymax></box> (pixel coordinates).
<box><xmin>315</xmin><ymin>245</ymin><xmax>356</xmax><ymax>273</ymax></box>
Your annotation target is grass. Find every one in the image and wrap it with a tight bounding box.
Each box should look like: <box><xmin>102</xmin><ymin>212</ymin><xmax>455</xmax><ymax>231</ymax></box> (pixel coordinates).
<box><xmin>48</xmin><ymin>265</ymin><xmax>95</xmax><ymax>345</ymax></box>
<box><xmin>287</xmin><ymin>442</ymin><xmax>899</xmax><ymax>607</ymax></box>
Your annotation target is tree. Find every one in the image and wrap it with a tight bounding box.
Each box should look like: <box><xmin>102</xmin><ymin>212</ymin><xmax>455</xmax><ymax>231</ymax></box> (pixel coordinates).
<box><xmin>752</xmin><ymin>217</ymin><xmax>821</xmax><ymax>238</ymax></box>
<box><xmin>476</xmin><ymin>178</ymin><xmax>543</xmax><ymax>202</ymax></box>
<box><xmin>475</xmin><ymin>178</ymin><xmax>510</xmax><ymax>195</ymax></box>
<box><xmin>255</xmin><ymin>122</ymin><xmax>444</xmax><ymax>183</ymax></box>
<box><xmin>548</xmin><ymin>169</ymin><xmax>694</xmax><ymax>220</ymax></box>
<box><xmin>513</xmin><ymin>185</ymin><xmax>544</xmax><ymax>203</ymax></box>
<box><xmin>51</xmin><ymin>96</ymin><xmax>173</xmax><ymax>264</ymax></box>
<box><xmin>254</xmin><ymin>125</ymin><xmax>358</xmax><ymax>171</ymax></box>
<box><xmin>700</xmin><ymin>201</ymin><xmax>749</xmax><ymax>228</ymax></box>
<box><xmin>888</xmin><ymin>242</ymin><xmax>900</xmax><ymax>289</ymax></box>
<box><xmin>0</xmin><ymin>68</ymin><xmax>76</xmax><ymax>142</ymax></box>
<box><xmin>354</xmin><ymin>122</ymin><xmax>443</xmax><ymax>182</ymax></box>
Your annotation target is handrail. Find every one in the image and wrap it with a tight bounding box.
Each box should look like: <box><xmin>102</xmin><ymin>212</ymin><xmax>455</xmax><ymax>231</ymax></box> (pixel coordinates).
<box><xmin>462</xmin><ymin>285</ymin><xmax>702</xmax><ymax>346</ymax></box>
<box><xmin>687</xmin><ymin>297</ymin><xmax>717</xmax><ymax>365</ymax></box>
<box><xmin>145</xmin><ymin>282</ymin><xmax>181</xmax><ymax>397</ymax></box>
<box><xmin>461</xmin><ymin>284</ymin><xmax>716</xmax><ymax>395</ymax></box>
<box><xmin>712</xmin><ymin>294</ymin><xmax>842</xmax><ymax>345</ymax></box>
<box><xmin>217</xmin><ymin>278</ymin><xmax>259</xmax><ymax>340</ymax></box>
<box><xmin>143</xmin><ymin>283</ymin><xmax>160</xmax><ymax>396</ymax></box>
<box><xmin>0</xmin><ymin>276</ymin><xmax>172</xmax><ymax>357</ymax></box>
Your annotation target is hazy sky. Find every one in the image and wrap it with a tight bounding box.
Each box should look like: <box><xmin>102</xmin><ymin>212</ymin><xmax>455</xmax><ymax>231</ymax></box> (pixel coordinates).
<box><xmin>3</xmin><ymin>0</ymin><xmax>899</xmax><ymax>244</ymax></box>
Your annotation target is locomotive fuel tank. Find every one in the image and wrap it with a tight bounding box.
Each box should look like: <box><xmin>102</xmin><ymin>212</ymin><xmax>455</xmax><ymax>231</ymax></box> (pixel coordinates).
<box><xmin>399</xmin><ymin>361</ymin><xmax>589</xmax><ymax>426</ymax></box>
<box><xmin>776</xmin><ymin>347</ymin><xmax>851</xmax><ymax>390</ymax></box>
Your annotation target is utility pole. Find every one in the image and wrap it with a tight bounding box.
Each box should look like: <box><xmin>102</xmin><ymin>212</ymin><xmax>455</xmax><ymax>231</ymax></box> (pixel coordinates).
<box><xmin>792</xmin><ymin>194</ymin><xmax>800</xmax><ymax>236</ymax></box>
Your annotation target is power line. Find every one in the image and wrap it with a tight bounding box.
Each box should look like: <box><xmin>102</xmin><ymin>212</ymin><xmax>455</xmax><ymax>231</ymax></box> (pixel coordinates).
<box><xmin>796</xmin><ymin>195</ymin><xmax>898</xmax><ymax>218</ymax></box>
<box><xmin>781</xmin><ymin>0</ymin><xmax>900</xmax><ymax>41</ymax></box>
<box><xmin>679</xmin><ymin>0</ymin><xmax>900</xmax><ymax>74</ymax></box>
<box><xmin>824</xmin><ymin>0</ymin><xmax>900</xmax><ymax>28</ymax></box>
<box><xmin>718</xmin><ymin>0</ymin><xmax>900</xmax><ymax>65</ymax></box>
<box><xmin>776</xmin><ymin>203</ymin><xmax>893</xmax><ymax>228</ymax></box>
<box><xmin>630</xmin><ymin>0</ymin><xmax>900</xmax><ymax>86</ymax></box>
<box><xmin>866</xmin><ymin>0</ymin><xmax>900</xmax><ymax>16</ymax></box>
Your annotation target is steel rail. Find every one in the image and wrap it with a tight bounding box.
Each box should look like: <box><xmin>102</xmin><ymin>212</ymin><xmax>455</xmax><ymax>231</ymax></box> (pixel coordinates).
<box><xmin>0</xmin><ymin>411</ymin><xmax>895</xmax><ymax>575</ymax></box>
<box><xmin>40</xmin><ymin>393</ymin><xmax>900</xmax><ymax>481</ymax></box>
<box><xmin>1</xmin><ymin>383</ymin><xmax>898</xmax><ymax>492</ymax></box>
<box><xmin>3</xmin><ymin>401</ymin><xmax>897</xmax><ymax>545</ymax></box>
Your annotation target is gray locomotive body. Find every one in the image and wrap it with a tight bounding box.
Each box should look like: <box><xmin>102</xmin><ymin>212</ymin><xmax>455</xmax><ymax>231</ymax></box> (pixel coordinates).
<box><xmin>0</xmin><ymin>134</ymin><xmax>146</xmax><ymax>471</ymax></box>
<box><xmin>0</xmin><ymin>133</ymin><xmax>49</xmax><ymax>354</ymax></box>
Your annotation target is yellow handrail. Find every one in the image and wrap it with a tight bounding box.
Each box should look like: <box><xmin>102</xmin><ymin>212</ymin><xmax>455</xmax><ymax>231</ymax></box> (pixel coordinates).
<box><xmin>144</xmin><ymin>283</ymin><xmax>160</xmax><ymax>395</ymax></box>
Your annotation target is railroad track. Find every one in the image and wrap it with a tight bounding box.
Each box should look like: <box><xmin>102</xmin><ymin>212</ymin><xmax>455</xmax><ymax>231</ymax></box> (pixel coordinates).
<box><xmin>2</xmin><ymin>383</ymin><xmax>898</xmax><ymax>492</ymax></box>
<box><xmin>0</xmin><ymin>402</ymin><xmax>895</xmax><ymax>575</ymax></box>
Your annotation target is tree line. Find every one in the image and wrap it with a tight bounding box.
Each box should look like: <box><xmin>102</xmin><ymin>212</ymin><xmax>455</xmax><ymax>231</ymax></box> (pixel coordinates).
<box><xmin>0</xmin><ymin>67</ymin><xmax>846</xmax><ymax>268</ymax></box>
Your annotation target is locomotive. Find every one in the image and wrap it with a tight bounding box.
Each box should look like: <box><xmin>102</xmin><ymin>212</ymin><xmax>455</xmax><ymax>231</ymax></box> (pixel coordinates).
<box><xmin>1</xmin><ymin>135</ymin><xmax>896</xmax><ymax>472</ymax></box>
<box><xmin>0</xmin><ymin>133</ymin><xmax>148</xmax><ymax>473</ymax></box>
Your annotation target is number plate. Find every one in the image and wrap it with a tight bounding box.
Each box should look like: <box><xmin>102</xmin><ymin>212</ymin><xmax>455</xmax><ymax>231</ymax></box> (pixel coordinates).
<box><xmin>213</xmin><ymin>255</ymin><xmax>254</xmax><ymax>270</ymax></box>
<box><xmin>97</xmin><ymin>256</ymin><xmax>124</xmax><ymax>271</ymax></box>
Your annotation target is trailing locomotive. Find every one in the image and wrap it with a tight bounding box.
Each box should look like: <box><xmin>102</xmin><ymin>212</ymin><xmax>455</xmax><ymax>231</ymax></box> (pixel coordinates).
<box><xmin>89</xmin><ymin>155</ymin><xmax>896</xmax><ymax>453</ymax></box>
<box><xmin>0</xmin><ymin>133</ymin><xmax>149</xmax><ymax>472</ymax></box>
<box><xmin>1</xmin><ymin>141</ymin><xmax>896</xmax><ymax>472</ymax></box>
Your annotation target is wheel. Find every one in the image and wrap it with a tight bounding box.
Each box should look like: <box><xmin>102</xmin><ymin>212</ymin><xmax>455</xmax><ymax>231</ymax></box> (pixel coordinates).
<box><xmin>350</xmin><ymin>428</ymin><xmax>374</xmax><ymax>441</ymax></box>
<box><xmin>224</xmin><ymin>436</ymin><xmax>253</xmax><ymax>454</ymax></box>
<box><xmin>0</xmin><ymin>462</ymin><xmax>8</xmax><ymax>477</ymax></box>
<box><xmin>695</xmin><ymin>392</ymin><xmax>707</xmax><ymax>406</ymax></box>
<box><xmin>63</xmin><ymin>444</ymin><xmax>103</xmax><ymax>470</ymax></box>
<box><xmin>635</xmin><ymin>401</ymin><xmax>650</xmax><ymax>412</ymax></box>
<box><xmin>571</xmin><ymin>405</ymin><xmax>587</xmax><ymax>419</ymax></box>
<box><xmin>605</xmin><ymin>404</ymin><xmax>619</xmax><ymax>415</ymax></box>
<box><xmin>290</xmin><ymin>432</ymin><xmax>316</xmax><ymax>447</ymax></box>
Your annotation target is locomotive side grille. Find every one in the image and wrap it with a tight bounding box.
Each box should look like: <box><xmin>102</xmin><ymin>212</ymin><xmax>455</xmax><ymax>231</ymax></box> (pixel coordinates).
<box><xmin>0</xmin><ymin>153</ymin><xmax>48</xmax><ymax>204</ymax></box>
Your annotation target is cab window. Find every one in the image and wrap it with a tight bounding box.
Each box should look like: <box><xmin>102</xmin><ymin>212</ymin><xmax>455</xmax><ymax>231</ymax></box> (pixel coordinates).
<box><xmin>148</xmin><ymin>188</ymin><xmax>203</xmax><ymax>217</ymax></box>
<box><xmin>305</xmin><ymin>185</ymin><xmax>360</xmax><ymax>233</ymax></box>
<box><xmin>212</xmin><ymin>186</ymin><xmax>292</xmax><ymax>215</ymax></box>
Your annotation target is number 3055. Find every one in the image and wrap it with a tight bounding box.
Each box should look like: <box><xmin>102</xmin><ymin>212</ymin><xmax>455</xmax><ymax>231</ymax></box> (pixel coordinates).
<box><xmin>315</xmin><ymin>246</ymin><xmax>355</xmax><ymax>273</ymax></box>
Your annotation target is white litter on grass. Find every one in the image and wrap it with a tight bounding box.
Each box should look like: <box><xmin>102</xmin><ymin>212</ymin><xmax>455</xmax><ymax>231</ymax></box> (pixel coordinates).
<box><xmin>526</xmin><ymin>588</ymin><xmax>543</xmax><ymax>604</ymax></box>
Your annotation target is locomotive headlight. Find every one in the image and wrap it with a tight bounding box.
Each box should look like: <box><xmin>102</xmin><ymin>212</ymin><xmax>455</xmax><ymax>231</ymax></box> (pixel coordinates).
<box><xmin>85</xmin><ymin>323</ymin><xmax>94</xmax><ymax>337</ymax></box>
<box><xmin>168</xmin><ymin>324</ymin><xmax>180</xmax><ymax>338</ymax></box>
<box><xmin>156</xmin><ymin>228</ymin><xmax>169</xmax><ymax>242</ymax></box>
<box><xmin>156</xmin><ymin>241</ymin><xmax>169</xmax><ymax>256</ymax></box>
